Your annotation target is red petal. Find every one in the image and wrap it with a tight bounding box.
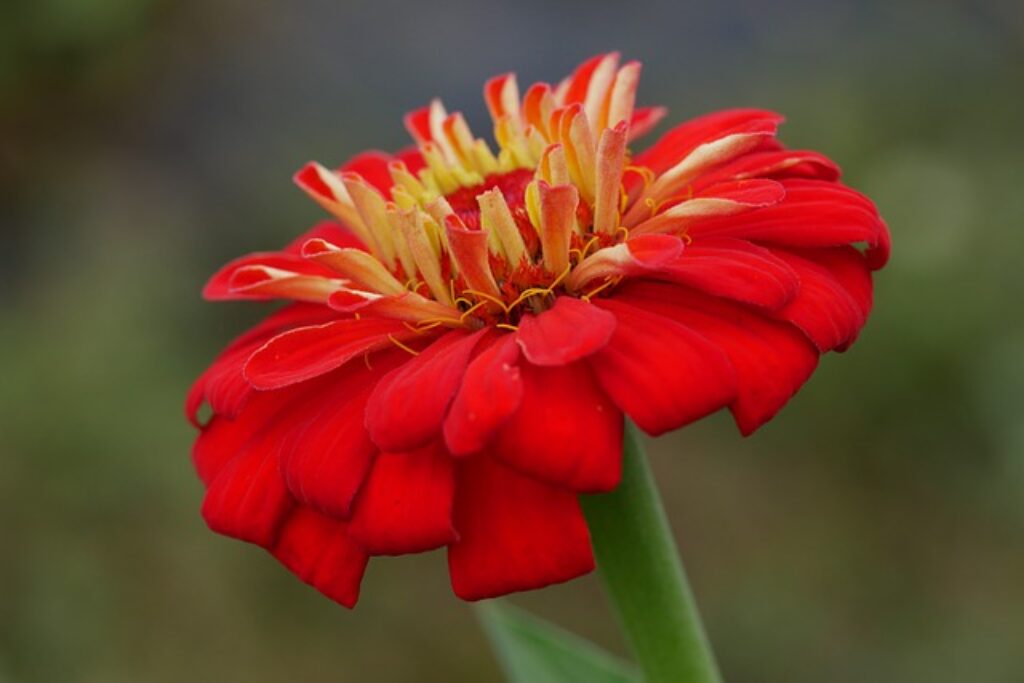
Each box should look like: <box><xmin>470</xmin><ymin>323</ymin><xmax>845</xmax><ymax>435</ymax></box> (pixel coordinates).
<box><xmin>516</xmin><ymin>296</ymin><xmax>617</xmax><ymax>366</ymax></box>
<box><xmin>867</xmin><ymin>220</ymin><xmax>891</xmax><ymax>270</ymax></box>
<box><xmin>201</xmin><ymin>415</ymin><xmax>295</xmax><ymax>547</ymax></box>
<box><xmin>404</xmin><ymin>106</ymin><xmax>432</xmax><ymax>144</ymax></box>
<box><xmin>443</xmin><ymin>335</ymin><xmax>523</xmax><ymax>456</ymax></box>
<box><xmin>589</xmin><ymin>299</ymin><xmax>737</xmax><ymax>435</ymax></box>
<box><xmin>652</xmin><ymin>237</ymin><xmax>799</xmax><ymax>310</ymax></box>
<box><xmin>616</xmin><ymin>281</ymin><xmax>819</xmax><ymax>435</ymax></box>
<box><xmin>283</xmin><ymin>221</ymin><xmax>366</xmax><ymax>254</ymax></box>
<box><xmin>562</xmin><ymin>53</ymin><xmax>608</xmax><ymax>105</ymax></box>
<box><xmin>348</xmin><ymin>442</ymin><xmax>457</xmax><ymax>555</ymax></box>
<box><xmin>204</xmin><ymin>223</ymin><xmax>358</xmax><ymax>301</ymax></box>
<box><xmin>694</xmin><ymin>178</ymin><xmax>787</xmax><ymax>206</ymax></box>
<box><xmin>768</xmin><ymin>246</ymin><xmax>873</xmax><ymax>352</ymax></box>
<box><xmin>191</xmin><ymin>386</ymin><xmax>296</xmax><ymax>487</ymax></box>
<box><xmin>277</xmin><ymin>353</ymin><xmax>406</xmax><ymax>518</ymax></box>
<box><xmin>365</xmin><ymin>329</ymin><xmax>489</xmax><ymax>452</ymax></box>
<box><xmin>393</xmin><ymin>146</ymin><xmax>426</xmax><ymax>175</ymax></box>
<box><xmin>693</xmin><ymin>149</ymin><xmax>841</xmax><ymax>190</ymax></box>
<box><xmin>270</xmin><ymin>506</ymin><xmax>369</xmax><ymax>608</ymax></box>
<box><xmin>635</xmin><ymin>109</ymin><xmax>784</xmax><ymax>175</ymax></box>
<box><xmin>493</xmin><ymin>361</ymin><xmax>622</xmax><ymax>492</ymax></box>
<box><xmin>203</xmin><ymin>253</ymin><xmax>335</xmax><ymax>301</ymax></box>
<box><xmin>186</xmin><ymin>305</ymin><xmax>339</xmax><ymax>425</ymax></box>
<box><xmin>447</xmin><ymin>457</ymin><xmax>594</xmax><ymax>601</ymax></box>
<box><xmin>688</xmin><ymin>179</ymin><xmax>885</xmax><ymax>251</ymax></box>
<box><xmin>339</xmin><ymin>151</ymin><xmax>395</xmax><ymax>196</ymax></box>
<box><xmin>628</xmin><ymin>106</ymin><xmax>668</xmax><ymax>141</ymax></box>
<box><xmin>243</xmin><ymin>317</ymin><xmax>414</xmax><ymax>390</ymax></box>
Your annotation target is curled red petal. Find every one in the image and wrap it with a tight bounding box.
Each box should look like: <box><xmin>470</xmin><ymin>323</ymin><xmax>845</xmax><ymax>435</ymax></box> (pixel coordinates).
<box><xmin>589</xmin><ymin>298</ymin><xmax>737</xmax><ymax>435</ymax></box>
<box><xmin>270</xmin><ymin>506</ymin><xmax>369</xmax><ymax>609</ymax></box>
<box><xmin>447</xmin><ymin>457</ymin><xmax>594</xmax><ymax>601</ymax></box>
<box><xmin>492</xmin><ymin>361</ymin><xmax>622</xmax><ymax>493</ymax></box>
<box><xmin>516</xmin><ymin>296</ymin><xmax>617</xmax><ymax>366</ymax></box>
<box><xmin>243</xmin><ymin>318</ymin><xmax>414</xmax><ymax>390</ymax></box>
<box><xmin>348</xmin><ymin>442</ymin><xmax>457</xmax><ymax>555</ymax></box>
<box><xmin>443</xmin><ymin>334</ymin><xmax>523</xmax><ymax>456</ymax></box>
<box><xmin>365</xmin><ymin>329</ymin><xmax>489</xmax><ymax>452</ymax></box>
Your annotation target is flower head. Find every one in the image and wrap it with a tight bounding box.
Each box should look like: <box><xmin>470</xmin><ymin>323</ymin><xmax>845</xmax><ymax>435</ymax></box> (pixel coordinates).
<box><xmin>187</xmin><ymin>53</ymin><xmax>889</xmax><ymax>607</ymax></box>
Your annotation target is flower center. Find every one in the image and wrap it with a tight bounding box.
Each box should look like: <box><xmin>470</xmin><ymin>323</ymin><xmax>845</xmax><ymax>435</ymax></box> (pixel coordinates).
<box><xmin>439</xmin><ymin>170</ymin><xmax>620</xmax><ymax>326</ymax></box>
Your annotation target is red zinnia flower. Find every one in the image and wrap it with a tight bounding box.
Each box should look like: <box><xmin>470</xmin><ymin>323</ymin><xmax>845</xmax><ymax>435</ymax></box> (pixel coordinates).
<box><xmin>187</xmin><ymin>53</ymin><xmax>889</xmax><ymax>607</ymax></box>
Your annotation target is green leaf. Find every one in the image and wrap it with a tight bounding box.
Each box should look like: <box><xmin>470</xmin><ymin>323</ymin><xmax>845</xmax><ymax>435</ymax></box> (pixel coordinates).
<box><xmin>477</xmin><ymin>602</ymin><xmax>641</xmax><ymax>683</ymax></box>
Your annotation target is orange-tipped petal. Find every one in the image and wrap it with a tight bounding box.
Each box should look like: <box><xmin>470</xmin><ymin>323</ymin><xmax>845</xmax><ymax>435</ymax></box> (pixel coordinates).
<box><xmin>390</xmin><ymin>207</ymin><xmax>452</xmax><ymax>306</ymax></box>
<box><xmin>565</xmin><ymin>234</ymin><xmax>684</xmax><ymax>292</ymax></box>
<box><xmin>293</xmin><ymin>162</ymin><xmax>372</xmax><ymax>247</ymax></box>
<box><xmin>537</xmin><ymin>181</ymin><xmax>578</xmax><ymax>276</ymax></box>
<box><xmin>563</xmin><ymin>53</ymin><xmax>609</xmax><ymax>106</ymax></box>
<box><xmin>301</xmin><ymin>238</ymin><xmax>406</xmax><ymax>295</ymax></box>
<box><xmin>606</xmin><ymin>61</ymin><xmax>641</xmax><ymax>130</ymax></box>
<box><xmin>582</xmin><ymin>52</ymin><xmax>620</xmax><ymax>131</ymax></box>
<box><xmin>327</xmin><ymin>289</ymin><xmax>459</xmax><ymax>324</ymax></box>
<box><xmin>593</xmin><ymin>122</ymin><xmax>628</xmax><ymax>235</ymax></box>
<box><xmin>341</xmin><ymin>173</ymin><xmax>398</xmax><ymax>268</ymax></box>
<box><xmin>537</xmin><ymin>144</ymin><xmax>571</xmax><ymax>186</ymax></box>
<box><xmin>477</xmin><ymin>188</ymin><xmax>528</xmax><ymax>266</ymax></box>
<box><xmin>484</xmin><ymin>73</ymin><xmax>521</xmax><ymax>126</ymax></box>
<box><xmin>404</xmin><ymin>106</ymin><xmax>432</xmax><ymax>145</ymax></box>
<box><xmin>628</xmin><ymin>106</ymin><xmax>668</xmax><ymax>142</ymax></box>
<box><xmin>445</xmin><ymin>216</ymin><xmax>502</xmax><ymax>300</ymax></box>
<box><xmin>632</xmin><ymin>179</ymin><xmax>786</xmax><ymax>236</ymax></box>
<box><xmin>560</xmin><ymin>105</ymin><xmax>597</xmax><ymax>202</ymax></box>
<box><xmin>523</xmin><ymin>83</ymin><xmax>555</xmax><ymax>140</ymax></box>
<box><xmin>628</xmin><ymin>131</ymin><xmax>777</xmax><ymax>225</ymax></box>
<box><xmin>227</xmin><ymin>265</ymin><xmax>346</xmax><ymax>303</ymax></box>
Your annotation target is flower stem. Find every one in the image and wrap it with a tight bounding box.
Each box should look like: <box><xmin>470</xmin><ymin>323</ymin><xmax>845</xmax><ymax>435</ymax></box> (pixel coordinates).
<box><xmin>581</xmin><ymin>422</ymin><xmax>723</xmax><ymax>683</ymax></box>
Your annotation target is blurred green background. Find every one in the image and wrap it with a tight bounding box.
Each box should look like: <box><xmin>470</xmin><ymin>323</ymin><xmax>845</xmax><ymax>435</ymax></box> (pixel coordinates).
<box><xmin>2</xmin><ymin>0</ymin><xmax>1023</xmax><ymax>681</ymax></box>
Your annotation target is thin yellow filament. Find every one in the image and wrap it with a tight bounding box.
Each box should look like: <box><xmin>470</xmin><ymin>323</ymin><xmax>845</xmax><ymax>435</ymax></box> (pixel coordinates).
<box><xmin>388</xmin><ymin>334</ymin><xmax>421</xmax><ymax>356</ymax></box>
<box><xmin>582</xmin><ymin>275</ymin><xmax>622</xmax><ymax>302</ymax></box>
<box><xmin>459</xmin><ymin>288</ymin><xmax>511</xmax><ymax>314</ymax></box>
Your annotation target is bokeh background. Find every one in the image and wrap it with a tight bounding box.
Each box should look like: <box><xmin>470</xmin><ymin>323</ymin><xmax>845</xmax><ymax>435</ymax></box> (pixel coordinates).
<box><xmin>3</xmin><ymin>0</ymin><xmax>1023</xmax><ymax>681</ymax></box>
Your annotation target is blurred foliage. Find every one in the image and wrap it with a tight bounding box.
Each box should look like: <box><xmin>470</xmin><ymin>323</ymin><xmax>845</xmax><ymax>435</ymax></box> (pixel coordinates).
<box><xmin>2</xmin><ymin>1</ymin><xmax>1023</xmax><ymax>681</ymax></box>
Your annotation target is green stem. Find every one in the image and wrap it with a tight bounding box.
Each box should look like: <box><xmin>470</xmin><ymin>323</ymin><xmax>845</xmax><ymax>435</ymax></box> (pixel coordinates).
<box><xmin>581</xmin><ymin>422</ymin><xmax>723</xmax><ymax>683</ymax></box>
